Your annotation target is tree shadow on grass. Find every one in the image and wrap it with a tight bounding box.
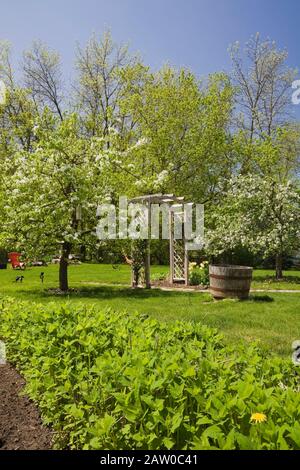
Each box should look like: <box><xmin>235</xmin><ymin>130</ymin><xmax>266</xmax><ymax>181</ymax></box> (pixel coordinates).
<box><xmin>253</xmin><ymin>275</ymin><xmax>300</xmax><ymax>285</ymax></box>
<box><xmin>248</xmin><ymin>294</ymin><xmax>274</xmax><ymax>302</ymax></box>
<box><xmin>19</xmin><ymin>285</ymin><xmax>211</xmax><ymax>301</ymax></box>
<box><xmin>212</xmin><ymin>294</ymin><xmax>274</xmax><ymax>303</ymax></box>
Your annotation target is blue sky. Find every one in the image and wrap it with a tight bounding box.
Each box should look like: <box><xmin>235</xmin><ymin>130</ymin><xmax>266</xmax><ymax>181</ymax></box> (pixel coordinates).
<box><xmin>1</xmin><ymin>0</ymin><xmax>300</xmax><ymax>113</ymax></box>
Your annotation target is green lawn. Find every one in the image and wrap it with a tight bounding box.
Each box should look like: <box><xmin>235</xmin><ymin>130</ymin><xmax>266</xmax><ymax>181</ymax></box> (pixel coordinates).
<box><xmin>0</xmin><ymin>263</ymin><xmax>300</xmax><ymax>357</ymax></box>
<box><xmin>252</xmin><ymin>269</ymin><xmax>300</xmax><ymax>290</ymax></box>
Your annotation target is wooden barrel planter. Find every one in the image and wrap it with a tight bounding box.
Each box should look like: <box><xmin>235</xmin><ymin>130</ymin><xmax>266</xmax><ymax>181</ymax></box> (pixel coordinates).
<box><xmin>209</xmin><ymin>265</ymin><xmax>253</xmax><ymax>299</ymax></box>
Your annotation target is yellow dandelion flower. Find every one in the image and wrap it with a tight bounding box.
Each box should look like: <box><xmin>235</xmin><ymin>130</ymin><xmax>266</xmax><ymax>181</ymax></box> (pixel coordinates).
<box><xmin>250</xmin><ymin>412</ymin><xmax>267</xmax><ymax>424</ymax></box>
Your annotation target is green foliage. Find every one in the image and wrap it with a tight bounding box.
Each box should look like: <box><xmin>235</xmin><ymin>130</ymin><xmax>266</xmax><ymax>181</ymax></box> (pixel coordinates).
<box><xmin>1</xmin><ymin>32</ymin><xmax>300</xmax><ymax>289</ymax></box>
<box><xmin>118</xmin><ymin>67</ymin><xmax>234</xmax><ymax>201</ymax></box>
<box><xmin>1</xmin><ymin>264</ymin><xmax>300</xmax><ymax>356</ymax></box>
<box><xmin>232</xmin><ymin>128</ymin><xmax>300</xmax><ymax>178</ymax></box>
<box><xmin>150</xmin><ymin>271</ymin><xmax>168</xmax><ymax>282</ymax></box>
<box><xmin>189</xmin><ymin>262</ymin><xmax>209</xmax><ymax>286</ymax></box>
<box><xmin>1</xmin><ymin>298</ymin><xmax>300</xmax><ymax>450</ymax></box>
<box><xmin>3</xmin><ymin>113</ymin><xmax>104</xmax><ymax>259</ymax></box>
<box><xmin>207</xmin><ymin>175</ymin><xmax>300</xmax><ymax>261</ymax></box>
<box><xmin>188</xmin><ymin>268</ymin><xmax>202</xmax><ymax>286</ymax></box>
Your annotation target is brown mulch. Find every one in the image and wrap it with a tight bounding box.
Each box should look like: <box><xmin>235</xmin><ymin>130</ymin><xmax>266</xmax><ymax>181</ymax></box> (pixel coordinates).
<box><xmin>0</xmin><ymin>363</ymin><xmax>52</xmax><ymax>450</ymax></box>
<box><xmin>151</xmin><ymin>279</ymin><xmax>208</xmax><ymax>290</ymax></box>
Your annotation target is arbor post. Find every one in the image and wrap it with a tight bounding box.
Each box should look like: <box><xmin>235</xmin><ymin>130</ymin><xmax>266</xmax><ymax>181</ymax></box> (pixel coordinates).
<box><xmin>144</xmin><ymin>200</ymin><xmax>151</xmax><ymax>289</ymax></box>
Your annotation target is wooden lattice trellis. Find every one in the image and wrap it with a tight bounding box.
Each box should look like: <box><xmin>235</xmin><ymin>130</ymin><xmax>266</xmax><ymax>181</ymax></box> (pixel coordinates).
<box><xmin>169</xmin><ymin>208</ymin><xmax>189</xmax><ymax>284</ymax></box>
<box><xmin>172</xmin><ymin>240</ymin><xmax>185</xmax><ymax>281</ymax></box>
<box><xmin>129</xmin><ymin>193</ymin><xmax>193</xmax><ymax>288</ymax></box>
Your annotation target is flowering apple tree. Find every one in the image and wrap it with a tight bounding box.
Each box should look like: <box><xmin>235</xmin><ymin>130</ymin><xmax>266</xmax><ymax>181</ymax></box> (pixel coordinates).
<box><xmin>4</xmin><ymin>112</ymin><xmax>107</xmax><ymax>290</ymax></box>
<box><xmin>206</xmin><ymin>175</ymin><xmax>300</xmax><ymax>279</ymax></box>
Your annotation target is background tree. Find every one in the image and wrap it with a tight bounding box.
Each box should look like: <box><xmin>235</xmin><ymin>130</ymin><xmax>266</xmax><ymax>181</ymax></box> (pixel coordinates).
<box><xmin>207</xmin><ymin>174</ymin><xmax>300</xmax><ymax>279</ymax></box>
<box><xmin>75</xmin><ymin>30</ymin><xmax>137</xmax><ymax>141</ymax></box>
<box><xmin>23</xmin><ymin>41</ymin><xmax>64</xmax><ymax>120</ymax></box>
<box><xmin>4</xmin><ymin>113</ymin><xmax>106</xmax><ymax>290</ymax></box>
<box><xmin>1</xmin><ymin>31</ymin><xmax>300</xmax><ymax>276</ymax></box>
<box><xmin>0</xmin><ymin>42</ymin><xmax>39</xmax><ymax>152</ymax></box>
<box><xmin>230</xmin><ymin>33</ymin><xmax>297</xmax><ymax>140</ymax></box>
<box><xmin>118</xmin><ymin>67</ymin><xmax>235</xmax><ymax>203</ymax></box>
<box><xmin>232</xmin><ymin>124</ymin><xmax>300</xmax><ymax>179</ymax></box>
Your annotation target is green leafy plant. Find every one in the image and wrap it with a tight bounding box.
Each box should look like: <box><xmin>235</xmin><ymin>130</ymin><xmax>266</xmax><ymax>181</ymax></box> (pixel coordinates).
<box><xmin>150</xmin><ymin>271</ymin><xmax>169</xmax><ymax>282</ymax></box>
<box><xmin>0</xmin><ymin>297</ymin><xmax>300</xmax><ymax>450</ymax></box>
<box><xmin>189</xmin><ymin>261</ymin><xmax>209</xmax><ymax>286</ymax></box>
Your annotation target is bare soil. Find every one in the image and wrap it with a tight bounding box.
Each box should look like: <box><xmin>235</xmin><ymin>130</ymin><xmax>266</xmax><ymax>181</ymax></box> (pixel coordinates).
<box><xmin>0</xmin><ymin>363</ymin><xmax>52</xmax><ymax>450</ymax></box>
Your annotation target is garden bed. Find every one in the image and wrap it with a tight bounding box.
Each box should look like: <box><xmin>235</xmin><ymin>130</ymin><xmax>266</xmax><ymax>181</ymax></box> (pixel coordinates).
<box><xmin>1</xmin><ymin>298</ymin><xmax>300</xmax><ymax>449</ymax></box>
<box><xmin>0</xmin><ymin>363</ymin><xmax>52</xmax><ymax>450</ymax></box>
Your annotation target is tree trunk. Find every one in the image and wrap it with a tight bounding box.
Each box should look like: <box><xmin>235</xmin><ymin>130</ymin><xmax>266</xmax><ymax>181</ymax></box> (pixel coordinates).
<box><xmin>59</xmin><ymin>242</ymin><xmax>71</xmax><ymax>291</ymax></box>
<box><xmin>80</xmin><ymin>244</ymin><xmax>86</xmax><ymax>262</ymax></box>
<box><xmin>144</xmin><ymin>239</ymin><xmax>151</xmax><ymax>289</ymax></box>
<box><xmin>275</xmin><ymin>253</ymin><xmax>283</xmax><ymax>280</ymax></box>
<box><xmin>133</xmin><ymin>267</ymin><xmax>139</xmax><ymax>288</ymax></box>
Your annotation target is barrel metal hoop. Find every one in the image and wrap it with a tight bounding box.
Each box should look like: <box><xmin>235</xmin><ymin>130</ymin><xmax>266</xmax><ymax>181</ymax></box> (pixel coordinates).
<box><xmin>209</xmin><ymin>274</ymin><xmax>252</xmax><ymax>281</ymax></box>
<box><xmin>210</xmin><ymin>286</ymin><xmax>250</xmax><ymax>293</ymax></box>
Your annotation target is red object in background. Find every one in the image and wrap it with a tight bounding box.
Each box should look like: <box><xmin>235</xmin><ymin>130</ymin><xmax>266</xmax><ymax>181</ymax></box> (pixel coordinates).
<box><xmin>8</xmin><ymin>252</ymin><xmax>24</xmax><ymax>269</ymax></box>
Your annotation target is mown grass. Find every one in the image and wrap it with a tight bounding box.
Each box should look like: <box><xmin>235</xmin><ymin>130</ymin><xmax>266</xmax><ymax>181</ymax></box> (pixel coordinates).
<box><xmin>0</xmin><ymin>263</ymin><xmax>300</xmax><ymax>357</ymax></box>
<box><xmin>252</xmin><ymin>269</ymin><xmax>300</xmax><ymax>290</ymax></box>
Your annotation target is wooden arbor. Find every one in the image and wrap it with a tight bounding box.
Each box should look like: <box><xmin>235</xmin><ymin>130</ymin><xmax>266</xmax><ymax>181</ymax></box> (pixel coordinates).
<box><xmin>129</xmin><ymin>194</ymin><xmax>191</xmax><ymax>288</ymax></box>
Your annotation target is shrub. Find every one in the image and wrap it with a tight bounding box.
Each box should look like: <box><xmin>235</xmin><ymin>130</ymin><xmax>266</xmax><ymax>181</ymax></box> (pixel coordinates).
<box><xmin>189</xmin><ymin>261</ymin><xmax>209</xmax><ymax>286</ymax></box>
<box><xmin>0</xmin><ymin>298</ymin><xmax>300</xmax><ymax>450</ymax></box>
<box><xmin>151</xmin><ymin>271</ymin><xmax>168</xmax><ymax>282</ymax></box>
